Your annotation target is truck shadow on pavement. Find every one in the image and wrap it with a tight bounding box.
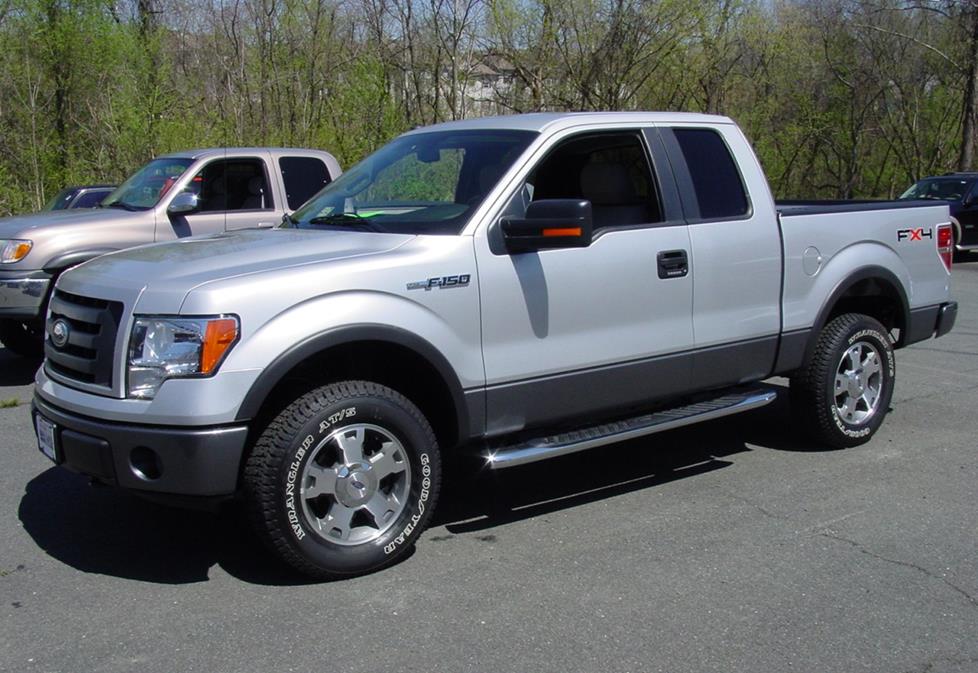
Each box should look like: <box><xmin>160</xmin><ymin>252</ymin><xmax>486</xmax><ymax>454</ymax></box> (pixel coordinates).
<box><xmin>0</xmin><ymin>348</ymin><xmax>41</xmax><ymax>386</ymax></box>
<box><xmin>18</xmin><ymin>384</ymin><xmax>821</xmax><ymax>586</ymax></box>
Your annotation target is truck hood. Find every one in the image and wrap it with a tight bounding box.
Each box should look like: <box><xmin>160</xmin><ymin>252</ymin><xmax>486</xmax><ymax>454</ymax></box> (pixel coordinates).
<box><xmin>58</xmin><ymin>228</ymin><xmax>415</xmax><ymax>312</ymax></box>
<box><xmin>0</xmin><ymin>206</ymin><xmax>139</xmax><ymax>238</ymax></box>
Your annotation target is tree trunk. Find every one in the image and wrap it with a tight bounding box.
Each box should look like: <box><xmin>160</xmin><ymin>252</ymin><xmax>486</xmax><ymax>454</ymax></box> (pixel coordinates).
<box><xmin>958</xmin><ymin>3</ymin><xmax>978</xmax><ymax>170</ymax></box>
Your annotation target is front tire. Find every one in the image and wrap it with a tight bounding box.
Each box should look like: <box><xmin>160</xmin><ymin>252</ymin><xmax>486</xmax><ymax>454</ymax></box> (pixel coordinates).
<box><xmin>790</xmin><ymin>313</ymin><xmax>895</xmax><ymax>448</ymax></box>
<box><xmin>0</xmin><ymin>319</ymin><xmax>45</xmax><ymax>358</ymax></box>
<box><xmin>243</xmin><ymin>381</ymin><xmax>441</xmax><ymax>579</ymax></box>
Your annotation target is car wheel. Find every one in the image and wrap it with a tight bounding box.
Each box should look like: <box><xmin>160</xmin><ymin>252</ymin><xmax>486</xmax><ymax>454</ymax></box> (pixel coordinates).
<box><xmin>243</xmin><ymin>380</ymin><xmax>441</xmax><ymax>579</ymax></box>
<box><xmin>790</xmin><ymin>313</ymin><xmax>895</xmax><ymax>449</ymax></box>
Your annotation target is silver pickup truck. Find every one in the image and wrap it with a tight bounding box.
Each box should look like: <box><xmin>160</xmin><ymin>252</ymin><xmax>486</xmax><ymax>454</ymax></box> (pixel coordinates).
<box><xmin>31</xmin><ymin>113</ymin><xmax>956</xmax><ymax>579</ymax></box>
<box><xmin>0</xmin><ymin>147</ymin><xmax>341</xmax><ymax>356</ymax></box>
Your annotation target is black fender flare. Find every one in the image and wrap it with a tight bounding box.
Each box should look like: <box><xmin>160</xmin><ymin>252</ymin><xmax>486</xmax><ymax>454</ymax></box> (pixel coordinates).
<box><xmin>803</xmin><ymin>265</ymin><xmax>910</xmax><ymax>364</ymax></box>
<box><xmin>235</xmin><ymin>323</ymin><xmax>472</xmax><ymax>443</ymax></box>
<box><xmin>43</xmin><ymin>248</ymin><xmax>119</xmax><ymax>274</ymax></box>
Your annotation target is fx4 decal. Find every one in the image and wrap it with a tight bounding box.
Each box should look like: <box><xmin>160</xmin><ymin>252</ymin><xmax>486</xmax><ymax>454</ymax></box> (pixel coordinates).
<box><xmin>407</xmin><ymin>274</ymin><xmax>471</xmax><ymax>291</ymax></box>
<box><xmin>897</xmin><ymin>227</ymin><xmax>933</xmax><ymax>242</ymax></box>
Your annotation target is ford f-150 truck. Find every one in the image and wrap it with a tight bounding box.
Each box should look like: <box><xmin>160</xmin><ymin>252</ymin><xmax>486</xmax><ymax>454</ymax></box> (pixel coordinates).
<box><xmin>0</xmin><ymin>148</ymin><xmax>341</xmax><ymax>356</ymax></box>
<box><xmin>31</xmin><ymin>113</ymin><xmax>957</xmax><ymax>579</ymax></box>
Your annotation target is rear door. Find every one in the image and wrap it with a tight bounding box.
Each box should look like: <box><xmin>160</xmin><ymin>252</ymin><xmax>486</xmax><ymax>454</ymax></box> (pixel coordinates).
<box><xmin>658</xmin><ymin>124</ymin><xmax>782</xmax><ymax>389</ymax></box>
<box><xmin>278</xmin><ymin>155</ymin><xmax>333</xmax><ymax>211</ymax></box>
<box><xmin>475</xmin><ymin>128</ymin><xmax>695</xmax><ymax>436</ymax></box>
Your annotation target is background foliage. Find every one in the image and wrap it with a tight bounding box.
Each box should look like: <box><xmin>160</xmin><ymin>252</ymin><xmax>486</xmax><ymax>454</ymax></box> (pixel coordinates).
<box><xmin>0</xmin><ymin>0</ymin><xmax>975</xmax><ymax>214</ymax></box>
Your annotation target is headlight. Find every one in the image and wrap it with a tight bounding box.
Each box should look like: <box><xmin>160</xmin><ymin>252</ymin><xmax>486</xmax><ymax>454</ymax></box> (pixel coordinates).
<box><xmin>127</xmin><ymin>315</ymin><xmax>239</xmax><ymax>399</ymax></box>
<box><xmin>0</xmin><ymin>239</ymin><xmax>33</xmax><ymax>263</ymax></box>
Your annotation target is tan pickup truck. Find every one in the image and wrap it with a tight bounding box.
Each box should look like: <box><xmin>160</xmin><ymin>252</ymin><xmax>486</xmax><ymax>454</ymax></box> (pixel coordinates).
<box><xmin>0</xmin><ymin>147</ymin><xmax>341</xmax><ymax>355</ymax></box>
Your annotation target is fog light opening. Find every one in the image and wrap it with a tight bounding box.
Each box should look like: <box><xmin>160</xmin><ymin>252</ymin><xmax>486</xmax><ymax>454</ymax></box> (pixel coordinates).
<box><xmin>130</xmin><ymin>446</ymin><xmax>163</xmax><ymax>481</ymax></box>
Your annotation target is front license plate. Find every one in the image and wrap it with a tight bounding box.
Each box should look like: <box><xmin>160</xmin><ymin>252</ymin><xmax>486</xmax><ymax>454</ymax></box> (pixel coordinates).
<box><xmin>35</xmin><ymin>415</ymin><xmax>58</xmax><ymax>463</ymax></box>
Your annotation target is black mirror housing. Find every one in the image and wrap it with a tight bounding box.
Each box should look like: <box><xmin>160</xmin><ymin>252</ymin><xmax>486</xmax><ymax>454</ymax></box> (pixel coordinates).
<box><xmin>501</xmin><ymin>199</ymin><xmax>593</xmax><ymax>253</ymax></box>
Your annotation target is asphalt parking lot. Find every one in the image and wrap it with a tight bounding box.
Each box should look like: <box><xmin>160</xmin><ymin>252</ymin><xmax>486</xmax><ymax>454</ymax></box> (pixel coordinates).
<box><xmin>1</xmin><ymin>265</ymin><xmax>976</xmax><ymax>673</ymax></box>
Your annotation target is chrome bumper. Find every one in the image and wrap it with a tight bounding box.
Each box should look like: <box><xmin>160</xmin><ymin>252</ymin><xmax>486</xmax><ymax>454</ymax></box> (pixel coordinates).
<box><xmin>0</xmin><ymin>270</ymin><xmax>51</xmax><ymax>318</ymax></box>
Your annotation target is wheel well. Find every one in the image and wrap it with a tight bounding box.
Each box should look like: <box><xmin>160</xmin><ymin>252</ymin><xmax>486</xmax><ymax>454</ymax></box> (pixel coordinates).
<box><xmin>825</xmin><ymin>277</ymin><xmax>906</xmax><ymax>343</ymax></box>
<box><xmin>249</xmin><ymin>340</ymin><xmax>462</xmax><ymax>452</ymax></box>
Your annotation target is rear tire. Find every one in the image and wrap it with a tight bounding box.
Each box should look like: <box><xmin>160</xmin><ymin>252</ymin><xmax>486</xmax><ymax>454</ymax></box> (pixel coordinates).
<box><xmin>790</xmin><ymin>313</ymin><xmax>895</xmax><ymax>449</ymax></box>
<box><xmin>243</xmin><ymin>380</ymin><xmax>441</xmax><ymax>579</ymax></box>
<box><xmin>0</xmin><ymin>319</ymin><xmax>45</xmax><ymax>358</ymax></box>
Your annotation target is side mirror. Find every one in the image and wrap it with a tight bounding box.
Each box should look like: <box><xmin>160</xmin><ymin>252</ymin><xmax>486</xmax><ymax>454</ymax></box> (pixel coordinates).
<box><xmin>167</xmin><ymin>191</ymin><xmax>199</xmax><ymax>215</ymax></box>
<box><xmin>501</xmin><ymin>199</ymin><xmax>593</xmax><ymax>253</ymax></box>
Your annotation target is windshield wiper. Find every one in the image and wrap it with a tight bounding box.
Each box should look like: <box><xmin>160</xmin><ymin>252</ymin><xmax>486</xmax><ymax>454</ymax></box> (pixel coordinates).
<box><xmin>308</xmin><ymin>213</ymin><xmax>365</xmax><ymax>224</ymax></box>
<box><xmin>306</xmin><ymin>213</ymin><xmax>384</xmax><ymax>232</ymax></box>
<box><xmin>104</xmin><ymin>202</ymin><xmax>139</xmax><ymax>211</ymax></box>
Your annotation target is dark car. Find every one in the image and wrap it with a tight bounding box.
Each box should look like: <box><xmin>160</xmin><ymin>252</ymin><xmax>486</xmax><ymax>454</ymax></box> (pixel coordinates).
<box><xmin>43</xmin><ymin>184</ymin><xmax>116</xmax><ymax>211</ymax></box>
<box><xmin>900</xmin><ymin>173</ymin><xmax>978</xmax><ymax>258</ymax></box>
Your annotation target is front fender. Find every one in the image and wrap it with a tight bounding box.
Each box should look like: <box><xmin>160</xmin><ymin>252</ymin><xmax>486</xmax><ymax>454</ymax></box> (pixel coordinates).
<box><xmin>223</xmin><ymin>289</ymin><xmax>483</xmax><ymax>421</ymax></box>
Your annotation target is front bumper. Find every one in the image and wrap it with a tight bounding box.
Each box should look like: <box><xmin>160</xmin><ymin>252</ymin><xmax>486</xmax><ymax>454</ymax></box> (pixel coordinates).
<box><xmin>32</xmin><ymin>394</ymin><xmax>249</xmax><ymax>497</ymax></box>
<box><xmin>0</xmin><ymin>269</ymin><xmax>51</xmax><ymax>319</ymax></box>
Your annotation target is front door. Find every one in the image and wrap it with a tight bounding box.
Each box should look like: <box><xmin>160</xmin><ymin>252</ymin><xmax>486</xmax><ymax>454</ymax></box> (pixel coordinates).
<box><xmin>475</xmin><ymin>129</ymin><xmax>695</xmax><ymax>436</ymax></box>
<box><xmin>161</xmin><ymin>156</ymin><xmax>278</xmax><ymax>239</ymax></box>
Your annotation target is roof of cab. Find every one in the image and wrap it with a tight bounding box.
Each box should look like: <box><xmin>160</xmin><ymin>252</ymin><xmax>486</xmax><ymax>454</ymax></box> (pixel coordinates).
<box><xmin>402</xmin><ymin>111</ymin><xmax>735</xmax><ymax>136</ymax></box>
<box><xmin>156</xmin><ymin>147</ymin><xmax>338</xmax><ymax>161</ymax></box>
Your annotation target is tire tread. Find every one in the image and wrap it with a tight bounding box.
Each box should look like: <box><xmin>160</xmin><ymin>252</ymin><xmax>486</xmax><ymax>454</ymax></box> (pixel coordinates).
<box><xmin>243</xmin><ymin>380</ymin><xmax>440</xmax><ymax>579</ymax></box>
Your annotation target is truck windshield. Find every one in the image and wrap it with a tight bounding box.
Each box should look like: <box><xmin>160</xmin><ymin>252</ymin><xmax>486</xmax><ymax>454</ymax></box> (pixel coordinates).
<box><xmin>101</xmin><ymin>158</ymin><xmax>194</xmax><ymax>211</ymax></box>
<box><xmin>287</xmin><ymin>130</ymin><xmax>537</xmax><ymax>235</ymax></box>
<box><xmin>900</xmin><ymin>178</ymin><xmax>971</xmax><ymax>201</ymax></box>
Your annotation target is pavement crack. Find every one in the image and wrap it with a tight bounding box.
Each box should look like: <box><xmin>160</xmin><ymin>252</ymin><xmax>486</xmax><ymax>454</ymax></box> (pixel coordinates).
<box><xmin>819</xmin><ymin>531</ymin><xmax>978</xmax><ymax>609</ymax></box>
<box><xmin>725</xmin><ymin>492</ymin><xmax>791</xmax><ymax>522</ymax></box>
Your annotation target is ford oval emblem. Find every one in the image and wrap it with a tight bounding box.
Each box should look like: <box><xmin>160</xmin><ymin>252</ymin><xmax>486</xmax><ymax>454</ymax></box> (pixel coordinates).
<box><xmin>51</xmin><ymin>319</ymin><xmax>70</xmax><ymax>348</ymax></box>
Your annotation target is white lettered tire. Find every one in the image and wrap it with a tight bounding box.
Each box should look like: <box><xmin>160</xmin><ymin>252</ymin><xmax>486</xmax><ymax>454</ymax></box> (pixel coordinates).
<box><xmin>244</xmin><ymin>381</ymin><xmax>441</xmax><ymax>579</ymax></box>
<box><xmin>790</xmin><ymin>313</ymin><xmax>895</xmax><ymax>449</ymax></box>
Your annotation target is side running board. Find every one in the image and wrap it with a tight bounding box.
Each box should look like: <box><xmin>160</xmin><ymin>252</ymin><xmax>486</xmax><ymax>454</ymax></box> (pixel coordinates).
<box><xmin>485</xmin><ymin>387</ymin><xmax>777</xmax><ymax>469</ymax></box>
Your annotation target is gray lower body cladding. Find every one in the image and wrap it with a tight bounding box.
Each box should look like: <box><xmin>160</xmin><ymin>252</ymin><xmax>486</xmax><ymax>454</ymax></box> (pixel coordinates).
<box><xmin>32</xmin><ymin>395</ymin><xmax>248</xmax><ymax>497</ymax></box>
<box><xmin>482</xmin><ymin>335</ymin><xmax>778</xmax><ymax>437</ymax></box>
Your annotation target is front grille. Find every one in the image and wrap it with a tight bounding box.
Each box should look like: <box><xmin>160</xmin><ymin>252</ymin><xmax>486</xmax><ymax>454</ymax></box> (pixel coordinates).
<box><xmin>44</xmin><ymin>289</ymin><xmax>123</xmax><ymax>388</ymax></box>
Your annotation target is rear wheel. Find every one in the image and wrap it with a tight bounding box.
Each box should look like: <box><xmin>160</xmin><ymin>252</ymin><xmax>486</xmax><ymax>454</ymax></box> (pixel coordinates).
<box><xmin>790</xmin><ymin>313</ymin><xmax>895</xmax><ymax>448</ymax></box>
<box><xmin>0</xmin><ymin>319</ymin><xmax>45</xmax><ymax>358</ymax></box>
<box><xmin>243</xmin><ymin>380</ymin><xmax>441</xmax><ymax>579</ymax></box>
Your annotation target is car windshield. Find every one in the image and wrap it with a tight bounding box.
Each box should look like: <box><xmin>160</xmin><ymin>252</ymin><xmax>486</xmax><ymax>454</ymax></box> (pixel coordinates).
<box><xmin>287</xmin><ymin>130</ymin><xmax>537</xmax><ymax>235</ymax></box>
<box><xmin>900</xmin><ymin>178</ymin><xmax>971</xmax><ymax>201</ymax></box>
<box><xmin>44</xmin><ymin>188</ymin><xmax>75</xmax><ymax>211</ymax></box>
<box><xmin>102</xmin><ymin>158</ymin><xmax>194</xmax><ymax>211</ymax></box>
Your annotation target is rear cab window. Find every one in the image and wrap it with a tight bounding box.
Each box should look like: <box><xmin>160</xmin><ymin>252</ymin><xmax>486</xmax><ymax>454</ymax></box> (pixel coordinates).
<box><xmin>279</xmin><ymin>156</ymin><xmax>332</xmax><ymax>210</ymax></box>
<box><xmin>666</xmin><ymin>128</ymin><xmax>751</xmax><ymax>221</ymax></box>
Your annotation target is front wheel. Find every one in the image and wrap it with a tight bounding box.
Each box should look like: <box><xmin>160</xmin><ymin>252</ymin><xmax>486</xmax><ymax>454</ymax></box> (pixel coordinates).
<box><xmin>0</xmin><ymin>319</ymin><xmax>45</xmax><ymax>358</ymax></box>
<box><xmin>790</xmin><ymin>313</ymin><xmax>895</xmax><ymax>448</ymax></box>
<box><xmin>243</xmin><ymin>381</ymin><xmax>441</xmax><ymax>579</ymax></box>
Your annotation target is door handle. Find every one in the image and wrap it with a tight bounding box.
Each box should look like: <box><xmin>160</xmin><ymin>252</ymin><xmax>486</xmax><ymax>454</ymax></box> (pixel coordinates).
<box><xmin>256</xmin><ymin>221</ymin><xmax>275</xmax><ymax>228</ymax></box>
<box><xmin>657</xmin><ymin>250</ymin><xmax>688</xmax><ymax>279</ymax></box>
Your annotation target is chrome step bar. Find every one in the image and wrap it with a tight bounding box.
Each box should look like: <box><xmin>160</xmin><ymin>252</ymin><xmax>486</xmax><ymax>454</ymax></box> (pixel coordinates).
<box><xmin>485</xmin><ymin>387</ymin><xmax>777</xmax><ymax>470</ymax></box>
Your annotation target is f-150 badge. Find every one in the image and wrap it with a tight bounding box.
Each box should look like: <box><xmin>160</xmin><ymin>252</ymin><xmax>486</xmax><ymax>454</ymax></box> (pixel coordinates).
<box><xmin>407</xmin><ymin>274</ymin><xmax>471</xmax><ymax>291</ymax></box>
<box><xmin>897</xmin><ymin>227</ymin><xmax>933</xmax><ymax>242</ymax></box>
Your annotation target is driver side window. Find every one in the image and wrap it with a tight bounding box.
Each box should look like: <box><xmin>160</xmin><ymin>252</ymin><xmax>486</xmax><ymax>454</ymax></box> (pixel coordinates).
<box><xmin>520</xmin><ymin>132</ymin><xmax>662</xmax><ymax>232</ymax></box>
<box><xmin>179</xmin><ymin>159</ymin><xmax>273</xmax><ymax>213</ymax></box>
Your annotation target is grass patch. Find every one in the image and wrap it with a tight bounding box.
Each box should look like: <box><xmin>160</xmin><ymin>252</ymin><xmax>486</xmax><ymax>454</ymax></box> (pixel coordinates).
<box><xmin>0</xmin><ymin>397</ymin><xmax>20</xmax><ymax>408</ymax></box>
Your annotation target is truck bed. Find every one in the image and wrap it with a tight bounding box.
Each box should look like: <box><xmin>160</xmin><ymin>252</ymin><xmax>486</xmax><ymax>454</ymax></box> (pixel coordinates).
<box><xmin>776</xmin><ymin>199</ymin><xmax>938</xmax><ymax>217</ymax></box>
